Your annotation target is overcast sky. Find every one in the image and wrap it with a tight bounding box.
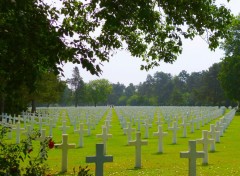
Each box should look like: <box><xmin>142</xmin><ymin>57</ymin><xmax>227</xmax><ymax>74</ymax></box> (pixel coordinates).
<box><xmin>61</xmin><ymin>0</ymin><xmax>239</xmax><ymax>86</ymax></box>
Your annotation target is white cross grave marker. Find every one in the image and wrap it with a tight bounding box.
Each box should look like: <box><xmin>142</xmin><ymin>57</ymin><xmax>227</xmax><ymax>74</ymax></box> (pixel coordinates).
<box><xmin>48</xmin><ymin>119</ymin><xmax>55</xmax><ymax>137</ymax></box>
<box><xmin>59</xmin><ymin>121</ymin><xmax>70</xmax><ymax>135</ymax></box>
<box><xmin>13</xmin><ymin>122</ymin><xmax>25</xmax><ymax>144</ymax></box>
<box><xmin>136</xmin><ymin>118</ymin><xmax>141</xmax><ymax>131</ymax></box>
<box><xmin>208</xmin><ymin>124</ymin><xmax>220</xmax><ymax>151</ymax></box>
<box><xmin>180</xmin><ymin>140</ymin><xmax>205</xmax><ymax>176</ymax></box>
<box><xmin>129</xmin><ymin>132</ymin><xmax>148</xmax><ymax>168</ymax></box>
<box><xmin>38</xmin><ymin>116</ymin><xmax>43</xmax><ymax>134</ymax></box>
<box><xmin>74</xmin><ymin>123</ymin><xmax>87</xmax><ymax>147</ymax></box>
<box><xmin>55</xmin><ymin>134</ymin><xmax>76</xmax><ymax>172</ymax></box>
<box><xmin>123</xmin><ymin>122</ymin><xmax>136</xmax><ymax>144</ymax></box>
<box><xmin>168</xmin><ymin>121</ymin><xmax>180</xmax><ymax>144</ymax></box>
<box><xmin>189</xmin><ymin>118</ymin><xmax>195</xmax><ymax>133</ymax></box>
<box><xmin>86</xmin><ymin>120</ymin><xmax>92</xmax><ymax>136</ymax></box>
<box><xmin>215</xmin><ymin>121</ymin><xmax>224</xmax><ymax>137</ymax></box>
<box><xmin>86</xmin><ymin>143</ymin><xmax>113</xmax><ymax>176</ymax></box>
<box><xmin>143</xmin><ymin>119</ymin><xmax>152</xmax><ymax>138</ymax></box>
<box><xmin>96</xmin><ymin>126</ymin><xmax>112</xmax><ymax>155</ymax></box>
<box><xmin>156</xmin><ymin>117</ymin><xmax>163</xmax><ymax>126</ymax></box>
<box><xmin>104</xmin><ymin>120</ymin><xmax>112</xmax><ymax>134</ymax></box>
<box><xmin>196</xmin><ymin>130</ymin><xmax>214</xmax><ymax>165</ymax></box>
<box><xmin>30</xmin><ymin>116</ymin><xmax>35</xmax><ymax>131</ymax></box>
<box><xmin>181</xmin><ymin>119</ymin><xmax>190</xmax><ymax>138</ymax></box>
<box><xmin>153</xmin><ymin>125</ymin><xmax>168</xmax><ymax>153</ymax></box>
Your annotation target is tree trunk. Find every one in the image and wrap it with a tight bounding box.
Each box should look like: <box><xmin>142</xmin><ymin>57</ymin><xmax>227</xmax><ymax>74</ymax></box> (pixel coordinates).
<box><xmin>94</xmin><ymin>102</ymin><xmax>97</xmax><ymax>107</ymax></box>
<box><xmin>31</xmin><ymin>100</ymin><xmax>36</xmax><ymax>113</ymax></box>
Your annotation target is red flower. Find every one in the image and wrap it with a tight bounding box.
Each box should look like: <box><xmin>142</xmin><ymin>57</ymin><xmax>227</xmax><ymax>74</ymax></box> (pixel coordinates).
<box><xmin>48</xmin><ymin>139</ymin><xmax>54</xmax><ymax>149</ymax></box>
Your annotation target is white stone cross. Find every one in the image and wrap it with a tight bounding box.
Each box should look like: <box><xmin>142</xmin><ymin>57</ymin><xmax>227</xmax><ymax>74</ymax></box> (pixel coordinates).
<box><xmin>219</xmin><ymin>118</ymin><xmax>227</xmax><ymax>132</ymax></box>
<box><xmin>22</xmin><ymin>115</ymin><xmax>27</xmax><ymax>128</ymax></box>
<box><xmin>181</xmin><ymin>119</ymin><xmax>190</xmax><ymax>138</ymax></box>
<box><xmin>168</xmin><ymin>121</ymin><xmax>180</xmax><ymax>144</ymax></box>
<box><xmin>30</xmin><ymin>116</ymin><xmax>35</xmax><ymax>131</ymax></box>
<box><xmin>86</xmin><ymin>120</ymin><xmax>92</xmax><ymax>136</ymax></box>
<box><xmin>156</xmin><ymin>117</ymin><xmax>163</xmax><ymax>126</ymax></box>
<box><xmin>215</xmin><ymin>121</ymin><xmax>224</xmax><ymax>137</ymax></box>
<box><xmin>189</xmin><ymin>118</ymin><xmax>195</xmax><ymax>133</ymax></box>
<box><xmin>196</xmin><ymin>130</ymin><xmax>214</xmax><ymax>165</ymax></box>
<box><xmin>166</xmin><ymin>117</ymin><xmax>172</xmax><ymax>128</ymax></box>
<box><xmin>48</xmin><ymin>119</ymin><xmax>55</xmax><ymax>137</ymax></box>
<box><xmin>104</xmin><ymin>120</ymin><xmax>112</xmax><ymax>134</ymax></box>
<box><xmin>55</xmin><ymin>134</ymin><xmax>76</xmax><ymax>172</ymax></box>
<box><xmin>153</xmin><ymin>125</ymin><xmax>168</xmax><ymax>153</ymax></box>
<box><xmin>73</xmin><ymin>117</ymin><xmax>77</xmax><ymax>131</ymax></box>
<box><xmin>180</xmin><ymin>140</ymin><xmax>205</xmax><ymax>176</ymax></box>
<box><xmin>121</xmin><ymin>119</ymin><xmax>127</xmax><ymax>131</ymax></box>
<box><xmin>86</xmin><ymin>143</ymin><xmax>113</xmax><ymax>176</ymax></box>
<box><xmin>13</xmin><ymin>122</ymin><xmax>25</xmax><ymax>144</ymax></box>
<box><xmin>123</xmin><ymin>122</ymin><xmax>136</xmax><ymax>144</ymax></box>
<box><xmin>195</xmin><ymin>117</ymin><xmax>201</xmax><ymax>130</ymax></box>
<box><xmin>208</xmin><ymin>124</ymin><xmax>220</xmax><ymax>151</ymax></box>
<box><xmin>13</xmin><ymin>114</ymin><xmax>16</xmax><ymax>124</ymax></box>
<box><xmin>129</xmin><ymin>132</ymin><xmax>148</xmax><ymax>168</ymax></box>
<box><xmin>37</xmin><ymin>116</ymin><xmax>43</xmax><ymax>133</ymax></box>
<box><xmin>59</xmin><ymin>121</ymin><xmax>70</xmax><ymax>135</ymax></box>
<box><xmin>209</xmin><ymin>124</ymin><xmax>220</xmax><ymax>143</ymax></box>
<box><xmin>74</xmin><ymin>123</ymin><xmax>87</xmax><ymax>147</ymax></box>
<box><xmin>135</xmin><ymin>118</ymin><xmax>141</xmax><ymax>131</ymax></box>
<box><xmin>143</xmin><ymin>119</ymin><xmax>152</xmax><ymax>138</ymax></box>
<box><xmin>96</xmin><ymin>126</ymin><xmax>112</xmax><ymax>155</ymax></box>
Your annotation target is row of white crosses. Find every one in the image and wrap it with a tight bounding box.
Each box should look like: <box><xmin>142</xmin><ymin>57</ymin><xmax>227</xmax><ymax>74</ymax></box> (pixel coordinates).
<box><xmin>180</xmin><ymin>109</ymin><xmax>236</xmax><ymax>176</ymax></box>
<box><xmin>55</xmin><ymin>108</ymin><xmax>235</xmax><ymax>175</ymax></box>
<box><xmin>180</xmin><ymin>125</ymin><xmax>222</xmax><ymax>176</ymax></box>
<box><xmin>116</xmin><ymin>106</ymin><xmax>225</xmax><ymax>151</ymax></box>
<box><xmin>1</xmin><ymin>107</ymin><xmax>234</xmax><ymax>175</ymax></box>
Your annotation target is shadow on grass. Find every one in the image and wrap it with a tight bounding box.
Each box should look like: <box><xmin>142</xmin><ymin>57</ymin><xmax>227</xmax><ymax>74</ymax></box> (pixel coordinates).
<box><xmin>201</xmin><ymin>163</ymin><xmax>214</xmax><ymax>167</ymax></box>
<box><xmin>127</xmin><ymin>167</ymin><xmax>143</xmax><ymax>171</ymax></box>
<box><xmin>152</xmin><ymin>152</ymin><xmax>165</xmax><ymax>155</ymax></box>
<box><xmin>168</xmin><ymin>143</ymin><xmax>180</xmax><ymax>145</ymax></box>
<box><xmin>209</xmin><ymin>150</ymin><xmax>219</xmax><ymax>153</ymax></box>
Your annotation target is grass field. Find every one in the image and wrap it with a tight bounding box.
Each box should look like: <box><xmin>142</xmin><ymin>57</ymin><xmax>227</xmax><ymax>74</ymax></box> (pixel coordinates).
<box><xmin>6</xmin><ymin>107</ymin><xmax>240</xmax><ymax>175</ymax></box>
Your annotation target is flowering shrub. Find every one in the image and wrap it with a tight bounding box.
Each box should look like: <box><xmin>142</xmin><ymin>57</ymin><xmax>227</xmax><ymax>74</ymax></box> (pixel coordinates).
<box><xmin>0</xmin><ymin>126</ymin><xmax>54</xmax><ymax>176</ymax></box>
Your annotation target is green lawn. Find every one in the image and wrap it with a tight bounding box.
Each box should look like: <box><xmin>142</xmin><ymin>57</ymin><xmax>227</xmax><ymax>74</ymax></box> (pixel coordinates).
<box><xmin>7</xmin><ymin>107</ymin><xmax>240</xmax><ymax>175</ymax></box>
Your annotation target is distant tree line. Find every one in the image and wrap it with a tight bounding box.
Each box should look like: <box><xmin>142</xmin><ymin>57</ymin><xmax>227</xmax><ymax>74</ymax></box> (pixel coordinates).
<box><xmin>107</xmin><ymin>63</ymin><xmax>234</xmax><ymax>107</ymax></box>
<box><xmin>58</xmin><ymin>64</ymin><xmax>235</xmax><ymax>107</ymax></box>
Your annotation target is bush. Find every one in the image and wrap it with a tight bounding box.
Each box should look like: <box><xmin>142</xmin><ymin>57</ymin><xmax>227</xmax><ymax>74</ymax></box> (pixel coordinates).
<box><xmin>0</xmin><ymin>126</ymin><xmax>54</xmax><ymax>176</ymax></box>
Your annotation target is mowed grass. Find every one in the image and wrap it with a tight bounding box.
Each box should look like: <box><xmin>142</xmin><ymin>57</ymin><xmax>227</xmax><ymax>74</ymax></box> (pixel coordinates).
<box><xmin>7</xmin><ymin>107</ymin><xmax>240</xmax><ymax>175</ymax></box>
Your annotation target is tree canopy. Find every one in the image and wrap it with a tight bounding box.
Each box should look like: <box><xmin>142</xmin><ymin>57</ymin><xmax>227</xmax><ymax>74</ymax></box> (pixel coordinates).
<box><xmin>87</xmin><ymin>79</ymin><xmax>112</xmax><ymax>106</ymax></box>
<box><xmin>219</xmin><ymin>15</ymin><xmax>240</xmax><ymax>105</ymax></box>
<box><xmin>57</xmin><ymin>0</ymin><xmax>233</xmax><ymax>75</ymax></box>
<box><xmin>0</xmin><ymin>0</ymin><xmax>235</xmax><ymax>113</ymax></box>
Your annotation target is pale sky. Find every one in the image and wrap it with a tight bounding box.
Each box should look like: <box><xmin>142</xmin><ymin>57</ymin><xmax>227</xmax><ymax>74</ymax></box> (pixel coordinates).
<box><xmin>61</xmin><ymin>0</ymin><xmax>239</xmax><ymax>86</ymax></box>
